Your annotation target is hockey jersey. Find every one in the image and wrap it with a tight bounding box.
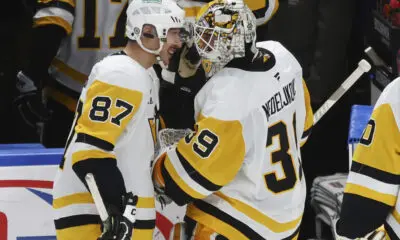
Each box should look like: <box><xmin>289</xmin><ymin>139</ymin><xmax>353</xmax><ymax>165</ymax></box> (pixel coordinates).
<box><xmin>155</xmin><ymin>41</ymin><xmax>313</xmax><ymax>239</ymax></box>
<box><xmin>52</xmin><ymin>53</ymin><xmax>159</xmax><ymax>239</ymax></box>
<box><xmin>341</xmin><ymin>77</ymin><xmax>400</xmax><ymax>239</ymax></box>
<box><xmin>34</xmin><ymin>0</ymin><xmax>278</xmax><ymax>111</ymax></box>
<box><xmin>34</xmin><ymin>0</ymin><xmax>130</xmax><ymax>111</ymax></box>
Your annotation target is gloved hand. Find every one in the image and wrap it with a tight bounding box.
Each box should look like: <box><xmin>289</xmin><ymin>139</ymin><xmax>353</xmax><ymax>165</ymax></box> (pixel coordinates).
<box><xmin>152</xmin><ymin>151</ymin><xmax>174</xmax><ymax>209</ymax></box>
<box><xmin>154</xmin><ymin>179</ymin><xmax>173</xmax><ymax>209</ymax></box>
<box><xmin>165</xmin><ymin>21</ymin><xmax>201</xmax><ymax>79</ymax></box>
<box><xmin>14</xmin><ymin>71</ymin><xmax>51</xmax><ymax>131</ymax></box>
<box><xmin>333</xmin><ymin>218</ymin><xmax>386</xmax><ymax>240</ymax></box>
<box><xmin>99</xmin><ymin>192</ymin><xmax>138</xmax><ymax>240</ymax></box>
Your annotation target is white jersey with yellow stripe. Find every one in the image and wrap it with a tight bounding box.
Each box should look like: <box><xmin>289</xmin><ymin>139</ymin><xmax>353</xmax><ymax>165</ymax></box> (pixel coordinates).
<box><xmin>52</xmin><ymin>53</ymin><xmax>159</xmax><ymax>239</ymax></box>
<box><xmin>159</xmin><ymin>41</ymin><xmax>313</xmax><ymax>240</ymax></box>
<box><xmin>34</xmin><ymin>0</ymin><xmax>130</xmax><ymax>111</ymax></box>
<box><xmin>343</xmin><ymin>77</ymin><xmax>400</xmax><ymax>239</ymax></box>
<box><xmin>177</xmin><ymin>0</ymin><xmax>279</xmax><ymax>25</ymax></box>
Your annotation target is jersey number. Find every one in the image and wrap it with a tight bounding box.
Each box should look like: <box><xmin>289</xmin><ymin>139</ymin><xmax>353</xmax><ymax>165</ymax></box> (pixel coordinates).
<box><xmin>78</xmin><ymin>0</ymin><xmax>128</xmax><ymax>49</ymax></box>
<box><xmin>89</xmin><ymin>96</ymin><xmax>134</xmax><ymax>126</ymax></box>
<box><xmin>185</xmin><ymin>129</ymin><xmax>219</xmax><ymax>158</ymax></box>
<box><xmin>264</xmin><ymin>113</ymin><xmax>298</xmax><ymax>194</ymax></box>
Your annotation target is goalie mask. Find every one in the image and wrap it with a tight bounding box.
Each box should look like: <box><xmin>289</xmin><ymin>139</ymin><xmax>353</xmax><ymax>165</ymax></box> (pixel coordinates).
<box><xmin>194</xmin><ymin>0</ymin><xmax>257</xmax><ymax>74</ymax></box>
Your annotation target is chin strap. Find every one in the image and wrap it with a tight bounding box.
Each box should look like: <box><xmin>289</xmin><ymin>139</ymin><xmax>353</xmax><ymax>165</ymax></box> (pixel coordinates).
<box><xmin>157</xmin><ymin>56</ymin><xmax>168</xmax><ymax>69</ymax></box>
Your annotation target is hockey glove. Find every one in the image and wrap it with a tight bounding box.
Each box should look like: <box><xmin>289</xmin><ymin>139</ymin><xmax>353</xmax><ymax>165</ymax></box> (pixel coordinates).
<box><xmin>14</xmin><ymin>71</ymin><xmax>51</xmax><ymax>131</ymax></box>
<box><xmin>152</xmin><ymin>151</ymin><xmax>173</xmax><ymax>209</ymax></box>
<box><xmin>165</xmin><ymin>22</ymin><xmax>201</xmax><ymax>79</ymax></box>
<box><xmin>99</xmin><ymin>192</ymin><xmax>138</xmax><ymax>240</ymax></box>
<box><xmin>333</xmin><ymin>218</ymin><xmax>386</xmax><ymax>240</ymax></box>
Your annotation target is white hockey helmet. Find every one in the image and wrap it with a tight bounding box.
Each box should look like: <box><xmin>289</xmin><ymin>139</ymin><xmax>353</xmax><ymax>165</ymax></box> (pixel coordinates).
<box><xmin>126</xmin><ymin>0</ymin><xmax>186</xmax><ymax>55</ymax></box>
<box><xmin>194</xmin><ymin>0</ymin><xmax>257</xmax><ymax>66</ymax></box>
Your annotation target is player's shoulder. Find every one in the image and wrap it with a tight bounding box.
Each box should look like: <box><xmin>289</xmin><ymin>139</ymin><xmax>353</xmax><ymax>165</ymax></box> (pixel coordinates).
<box><xmin>371</xmin><ymin>77</ymin><xmax>400</xmax><ymax>132</ymax></box>
<box><xmin>195</xmin><ymin>71</ymin><xmax>250</xmax><ymax>121</ymax></box>
<box><xmin>376</xmin><ymin>77</ymin><xmax>400</xmax><ymax>106</ymax></box>
<box><xmin>257</xmin><ymin>41</ymin><xmax>300</xmax><ymax>66</ymax></box>
<box><xmin>374</xmin><ymin>77</ymin><xmax>400</xmax><ymax>123</ymax></box>
<box><xmin>90</xmin><ymin>53</ymin><xmax>151</xmax><ymax>92</ymax></box>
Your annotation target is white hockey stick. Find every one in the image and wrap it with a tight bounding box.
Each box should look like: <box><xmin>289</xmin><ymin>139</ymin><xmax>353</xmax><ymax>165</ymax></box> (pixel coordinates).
<box><xmin>85</xmin><ymin>173</ymin><xmax>109</xmax><ymax>222</ymax></box>
<box><xmin>313</xmin><ymin>59</ymin><xmax>372</xmax><ymax>124</ymax></box>
<box><xmin>364</xmin><ymin>46</ymin><xmax>387</xmax><ymax>68</ymax></box>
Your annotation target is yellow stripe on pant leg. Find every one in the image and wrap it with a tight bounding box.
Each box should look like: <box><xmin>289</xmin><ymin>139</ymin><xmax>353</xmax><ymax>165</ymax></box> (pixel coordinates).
<box><xmin>56</xmin><ymin>224</ymin><xmax>101</xmax><ymax>240</ymax></box>
<box><xmin>132</xmin><ymin>229</ymin><xmax>154</xmax><ymax>240</ymax></box>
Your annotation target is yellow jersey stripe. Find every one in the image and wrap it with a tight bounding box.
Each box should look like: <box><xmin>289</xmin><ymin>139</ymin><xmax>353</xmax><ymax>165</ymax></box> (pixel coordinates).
<box><xmin>34</xmin><ymin>16</ymin><xmax>72</xmax><ymax>34</ymax></box>
<box><xmin>71</xmin><ymin>149</ymin><xmax>116</xmax><ymax>165</ymax></box>
<box><xmin>53</xmin><ymin>192</ymin><xmax>94</xmax><ymax>209</ymax></box>
<box><xmin>44</xmin><ymin>87</ymin><xmax>78</xmax><ymax>112</ymax></box>
<box><xmin>57</xmin><ymin>0</ymin><xmax>75</xmax><ymax>7</ymax></box>
<box><xmin>392</xmin><ymin>209</ymin><xmax>400</xmax><ymax>224</ymax></box>
<box><xmin>52</xmin><ymin>58</ymin><xmax>88</xmax><ymax>84</ymax></box>
<box><xmin>187</xmin><ymin>204</ymin><xmax>248</xmax><ymax>240</ymax></box>
<box><xmin>38</xmin><ymin>0</ymin><xmax>75</xmax><ymax>7</ymax></box>
<box><xmin>215</xmin><ymin>192</ymin><xmax>302</xmax><ymax>233</ymax></box>
<box><xmin>345</xmin><ymin>183</ymin><xmax>396</xmax><ymax>206</ymax></box>
<box><xmin>164</xmin><ymin>156</ymin><xmax>207</xmax><ymax>200</ymax></box>
<box><xmin>55</xmin><ymin>223</ymin><xmax>101</xmax><ymax>238</ymax></box>
<box><xmin>137</xmin><ymin>197</ymin><xmax>155</xmax><ymax>209</ymax></box>
<box><xmin>132</xmin><ymin>229</ymin><xmax>154</xmax><ymax>239</ymax></box>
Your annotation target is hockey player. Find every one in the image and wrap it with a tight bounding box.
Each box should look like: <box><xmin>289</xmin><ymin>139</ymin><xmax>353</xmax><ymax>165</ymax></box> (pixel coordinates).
<box><xmin>15</xmin><ymin>0</ymin><xmax>135</xmax><ymax>147</ymax></box>
<box><xmin>335</xmin><ymin>77</ymin><xmax>400</xmax><ymax>240</ymax></box>
<box><xmin>157</xmin><ymin>0</ymin><xmax>281</xmax><ymax>130</ymax></box>
<box><xmin>52</xmin><ymin>0</ymin><xmax>186</xmax><ymax>239</ymax></box>
<box><xmin>14</xmin><ymin>0</ymin><xmax>279</xmax><ymax>147</ymax></box>
<box><xmin>152</xmin><ymin>1</ymin><xmax>314</xmax><ymax>239</ymax></box>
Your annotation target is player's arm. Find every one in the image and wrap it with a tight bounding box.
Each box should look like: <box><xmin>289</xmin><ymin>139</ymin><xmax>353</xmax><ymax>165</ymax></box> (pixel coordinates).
<box><xmin>301</xmin><ymin>79</ymin><xmax>313</xmax><ymax>147</ymax></box>
<box><xmin>24</xmin><ymin>0</ymin><xmax>75</xmax><ymax>81</ymax></box>
<box><xmin>15</xmin><ymin>0</ymin><xmax>75</xmax><ymax>128</ymax></box>
<box><xmin>153</xmin><ymin>114</ymin><xmax>246</xmax><ymax>206</ymax></box>
<box><xmin>70</xmin><ymin>74</ymin><xmax>142</xmax><ymax>213</ymax></box>
<box><xmin>336</xmin><ymin>98</ymin><xmax>400</xmax><ymax>238</ymax></box>
<box><xmin>245</xmin><ymin>0</ymin><xmax>279</xmax><ymax>26</ymax></box>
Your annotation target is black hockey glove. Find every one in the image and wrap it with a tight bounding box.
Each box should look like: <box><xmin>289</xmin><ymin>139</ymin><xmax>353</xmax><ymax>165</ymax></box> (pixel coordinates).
<box><xmin>14</xmin><ymin>71</ymin><xmax>51</xmax><ymax>131</ymax></box>
<box><xmin>167</xmin><ymin>21</ymin><xmax>201</xmax><ymax>78</ymax></box>
<box><xmin>99</xmin><ymin>192</ymin><xmax>138</xmax><ymax>240</ymax></box>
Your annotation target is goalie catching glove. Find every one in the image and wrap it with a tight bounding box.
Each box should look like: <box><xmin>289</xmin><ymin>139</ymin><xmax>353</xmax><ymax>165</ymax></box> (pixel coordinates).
<box><xmin>99</xmin><ymin>192</ymin><xmax>138</xmax><ymax>240</ymax></box>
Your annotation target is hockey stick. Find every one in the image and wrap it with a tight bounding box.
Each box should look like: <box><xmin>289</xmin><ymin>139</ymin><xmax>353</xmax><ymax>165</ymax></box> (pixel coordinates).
<box><xmin>364</xmin><ymin>46</ymin><xmax>387</xmax><ymax>68</ymax></box>
<box><xmin>313</xmin><ymin>59</ymin><xmax>372</xmax><ymax>124</ymax></box>
<box><xmin>85</xmin><ymin>173</ymin><xmax>109</xmax><ymax>222</ymax></box>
